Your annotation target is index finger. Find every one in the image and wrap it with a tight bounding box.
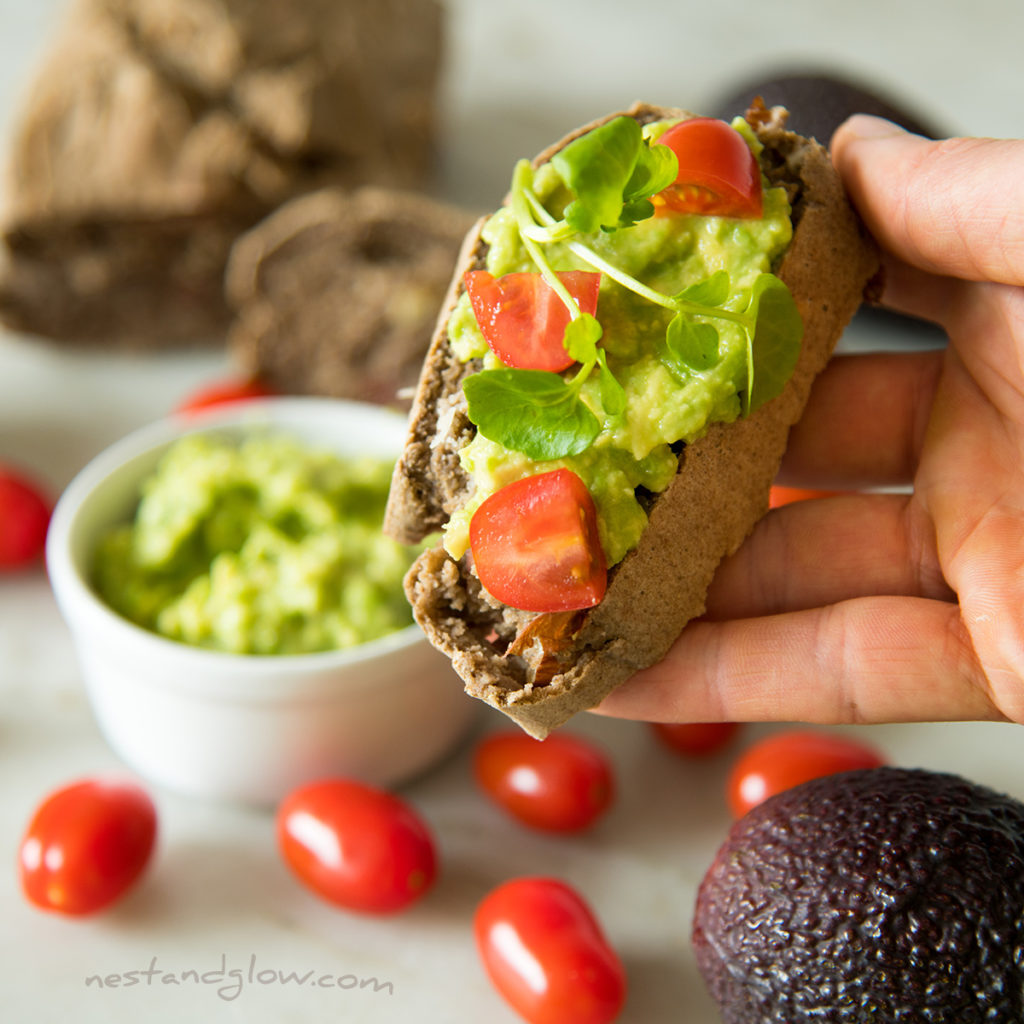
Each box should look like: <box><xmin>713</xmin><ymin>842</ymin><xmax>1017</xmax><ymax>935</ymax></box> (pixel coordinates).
<box><xmin>593</xmin><ymin>596</ymin><xmax>1001</xmax><ymax>726</ymax></box>
<box><xmin>830</xmin><ymin>116</ymin><xmax>1024</xmax><ymax>288</ymax></box>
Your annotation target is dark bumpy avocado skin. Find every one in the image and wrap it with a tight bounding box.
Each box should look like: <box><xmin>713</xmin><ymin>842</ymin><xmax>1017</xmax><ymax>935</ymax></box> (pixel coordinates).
<box><xmin>693</xmin><ymin>767</ymin><xmax>1024</xmax><ymax>1023</ymax></box>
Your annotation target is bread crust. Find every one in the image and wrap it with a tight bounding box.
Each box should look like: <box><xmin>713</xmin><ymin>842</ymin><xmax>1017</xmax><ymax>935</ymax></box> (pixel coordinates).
<box><xmin>385</xmin><ymin>102</ymin><xmax>878</xmax><ymax>738</ymax></box>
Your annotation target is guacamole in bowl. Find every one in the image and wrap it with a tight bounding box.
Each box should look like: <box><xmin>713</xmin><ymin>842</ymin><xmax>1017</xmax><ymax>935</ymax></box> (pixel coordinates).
<box><xmin>92</xmin><ymin>432</ymin><xmax>420</xmax><ymax>656</ymax></box>
<box><xmin>46</xmin><ymin>397</ymin><xmax>477</xmax><ymax>804</ymax></box>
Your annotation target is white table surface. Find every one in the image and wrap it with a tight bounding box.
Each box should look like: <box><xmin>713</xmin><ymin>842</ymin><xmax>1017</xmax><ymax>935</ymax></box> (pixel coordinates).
<box><xmin>3</xmin><ymin>2</ymin><xmax>1024</xmax><ymax>1021</ymax></box>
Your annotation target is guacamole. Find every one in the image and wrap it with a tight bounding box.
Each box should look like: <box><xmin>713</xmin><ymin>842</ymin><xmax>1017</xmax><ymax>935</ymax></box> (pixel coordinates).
<box><xmin>444</xmin><ymin>117</ymin><xmax>796</xmax><ymax>568</ymax></box>
<box><xmin>92</xmin><ymin>432</ymin><xmax>420</xmax><ymax>655</ymax></box>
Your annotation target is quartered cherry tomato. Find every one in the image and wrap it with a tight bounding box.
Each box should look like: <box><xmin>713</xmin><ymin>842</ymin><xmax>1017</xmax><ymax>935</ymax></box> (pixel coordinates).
<box><xmin>652</xmin><ymin>117</ymin><xmax>763</xmax><ymax>219</ymax></box>
<box><xmin>470</xmin><ymin>469</ymin><xmax>607</xmax><ymax>613</ymax></box>
<box><xmin>174</xmin><ymin>376</ymin><xmax>276</xmax><ymax>414</ymax></box>
<box><xmin>19</xmin><ymin>779</ymin><xmax>157</xmax><ymax>916</ymax></box>
<box><xmin>0</xmin><ymin>464</ymin><xmax>52</xmax><ymax>571</ymax></box>
<box><xmin>769</xmin><ymin>485</ymin><xmax>844</xmax><ymax>508</ymax></box>
<box><xmin>463</xmin><ymin>270</ymin><xmax>602</xmax><ymax>372</ymax></box>
<box><xmin>475</xmin><ymin>877</ymin><xmax>627</xmax><ymax>1024</ymax></box>
<box><xmin>474</xmin><ymin>731</ymin><xmax>614</xmax><ymax>833</ymax></box>
<box><xmin>727</xmin><ymin>729</ymin><xmax>887</xmax><ymax>818</ymax></box>
<box><xmin>650</xmin><ymin>721</ymin><xmax>742</xmax><ymax>758</ymax></box>
<box><xmin>276</xmin><ymin>779</ymin><xmax>437</xmax><ymax>915</ymax></box>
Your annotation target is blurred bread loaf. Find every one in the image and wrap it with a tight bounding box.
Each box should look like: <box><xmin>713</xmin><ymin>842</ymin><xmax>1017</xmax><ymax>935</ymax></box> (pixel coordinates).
<box><xmin>226</xmin><ymin>186</ymin><xmax>477</xmax><ymax>405</ymax></box>
<box><xmin>0</xmin><ymin>0</ymin><xmax>444</xmax><ymax>347</ymax></box>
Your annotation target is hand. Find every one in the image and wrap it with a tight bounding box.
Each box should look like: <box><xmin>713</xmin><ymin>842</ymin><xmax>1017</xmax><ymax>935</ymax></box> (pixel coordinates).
<box><xmin>597</xmin><ymin>115</ymin><xmax>1024</xmax><ymax>726</ymax></box>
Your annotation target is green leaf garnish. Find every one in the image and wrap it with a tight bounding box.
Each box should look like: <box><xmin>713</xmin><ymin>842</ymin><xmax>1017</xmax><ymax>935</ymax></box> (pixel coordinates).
<box><xmin>663</xmin><ymin>316</ymin><xmax>720</xmax><ymax>378</ymax></box>
<box><xmin>562</xmin><ymin>313</ymin><xmax>603</xmax><ymax>366</ymax></box>
<box><xmin>463</xmin><ymin>368</ymin><xmax>600</xmax><ymax>461</ymax></box>
<box><xmin>674</xmin><ymin>269</ymin><xmax>731</xmax><ymax>308</ymax></box>
<box><xmin>623</xmin><ymin>140</ymin><xmax>678</xmax><ymax>204</ymax></box>
<box><xmin>552</xmin><ymin>117</ymin><xmax>644</xmax><ymax>234</ymax></box>
<box><xmin>616</xmin><ymin>198</ymin><xmax>655</xmax><ymax>229</ymax></box>
<box><xmin>551</xmin><ymin>116</ymin><xmax>678</xmax><ymax>234</ymax></box>
<box><xmin>596</xmin><ymin>349</ymin><xmax>627</xmax><ymax>416</ymax></box>
<box><xmin>744</xmin><ymin>273</ymin><xmax>804</xmax><ymax>414</ymax></box>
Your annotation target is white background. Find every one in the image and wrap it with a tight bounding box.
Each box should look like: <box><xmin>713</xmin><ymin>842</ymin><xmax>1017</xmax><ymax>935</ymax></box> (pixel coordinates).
<box><xmin>3</xmin><ymin>1</ymin><xmax>1024</xmax><ymax>1022</ymax></box>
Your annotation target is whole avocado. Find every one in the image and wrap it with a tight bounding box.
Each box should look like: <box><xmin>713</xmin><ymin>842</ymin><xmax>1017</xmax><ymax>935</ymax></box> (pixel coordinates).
<box><xmin>693</xmin><ymin>766</ymin><xmax>1024</xmax><ymax>1022</ymax></box>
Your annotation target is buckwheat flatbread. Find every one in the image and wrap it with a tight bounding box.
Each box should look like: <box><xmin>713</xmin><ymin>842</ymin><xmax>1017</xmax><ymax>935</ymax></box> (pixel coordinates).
<box><xmin>386</xmin><ymin>101</ymin><xmax>877</xmax><ymax>738</ymax></box>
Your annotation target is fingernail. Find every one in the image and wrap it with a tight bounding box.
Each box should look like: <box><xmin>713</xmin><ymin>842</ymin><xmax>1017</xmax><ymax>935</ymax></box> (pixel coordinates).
<box><xmin>841</xmin><ymin>114</ymin><xmax>907</xmax><ymax>141</ymax></box>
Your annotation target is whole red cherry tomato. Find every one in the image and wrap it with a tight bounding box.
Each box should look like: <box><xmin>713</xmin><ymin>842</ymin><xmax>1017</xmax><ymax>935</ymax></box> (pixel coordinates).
<box><xmin>0</xmin><ymin>464</ymin><xmax>52</xmax><ymax>570</ymax></box>
<box><xmin>19</xmin><ymin>779</ymin><xmax>157</xmax><ymax>915</ymax></box>
<box><xmin>652</xmin><ymin>117</ymin><xmax>763</xmax><ymax>219</ymax></box>
<box><xmin>464</xmin><ymin>270</ymin><xmax>602</xmax><ymax>372</ymax></box>
<box><xmin>174</xmin><ymin>376</ymin><xmax>276</xmax><ymax>414</ymax></box>
<box><xmin>470</xmin><ymin>468</ymin><xmax>607</xmax><ymax>613</ymax></box>
<box><xmin>474</xmin><ymin>731</ymin><xmax>614</xmax><ymax>833</ymax></box>
<box><xmin>276</xmin><ymin>779</ymin><xmax>437</xmax><ymax>914</ymax></box>
<box><xmin>475</xmin><ymin>877</ymin><xmax>627</xmax><ymax>1024</ymax></box>
<box><xmin>727</xmin><ymin>729</ymin><xmax>886</xmax><ymax>818</ymax></box>
<box><xmin>650</xmin><ymin>721</ymin><xmax>742</xmax><ymax>758</ymax></box>
<box><xmin>769</xmin><ymin>485</ymin><xmax>844</xmax><ymax>508</ymax></box>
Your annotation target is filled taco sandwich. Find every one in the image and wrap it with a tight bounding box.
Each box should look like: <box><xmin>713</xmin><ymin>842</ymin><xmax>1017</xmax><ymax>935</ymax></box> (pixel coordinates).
<box><xmin>385</xmin><ymin>100</ymin><xmax>878</xmax><ymax>739</ymax></box>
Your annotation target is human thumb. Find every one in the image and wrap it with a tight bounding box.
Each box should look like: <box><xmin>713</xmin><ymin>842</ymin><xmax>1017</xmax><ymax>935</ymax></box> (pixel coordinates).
<box><xmin>831</xmin><ymin>114</ymin><xmax>1024</xmax><ymax>286</ymax></box>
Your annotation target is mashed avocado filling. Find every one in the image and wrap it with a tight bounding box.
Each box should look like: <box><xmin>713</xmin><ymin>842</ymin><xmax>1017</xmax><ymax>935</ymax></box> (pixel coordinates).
<box><xmin>444</xmin><ymin>117</ymin><xmax>798</xmax><ymax>567</ymax></box>
<box><xmin>92</xmin><ymin>433</ymin><xmax>420</xmax><ymax>655</ymax></box>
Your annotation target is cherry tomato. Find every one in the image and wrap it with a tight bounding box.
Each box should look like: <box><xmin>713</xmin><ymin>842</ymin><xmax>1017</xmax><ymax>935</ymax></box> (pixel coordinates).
<box><xmin>0</xmin><ymin>464</ymin><xmax>52</xmax><ymax>570</ymax></box>
<box><xmin>474</xmin><ymin>731</ymin><xmax>614</xmax><ymax>833</ymax></box>
<box><xmin>470</xmin><ymin>469</ymin><xmax>607</xmax><ymax>613</ymax></box>
<box><xmin>652</xmin><ymin>117</ymin><xmax>762</xmax><ymax>219</ymax></box>
<box><xmin>475</xmin><ymin>877</ymin><xmax>627</xmax><ymax>1024</ymax></box>
<box><xmin>174</xmin><ymin>376</ymin><xmax>276</xmax><ymax>414</ymax></box>
<box><xmin>727</xmin><ymin>729</ymin><xmax>886</xmax><ymax>818</ymax></box>
<box><xmin>18</xmin><ymin>779</ymin><xmax>157</xmax><ymax>916</ymax></box>
<box><xmin>276</xmin><ymin>779</ymin><xmax>437</xmax><ymax>915</ymax></box>
<box><xmin>650</xmin><ymin>721</ymin><xmax>742</xmax><ymax>758</ymax></box>
<box><xmin>769</xmin><ymin>485</ymin><xmax>844</xmax><ymax>508</ymax></box>
<box><xmin>463</xmin><ymin>270</ymin><xmax>602</xmax><ymax>372</ymax></box>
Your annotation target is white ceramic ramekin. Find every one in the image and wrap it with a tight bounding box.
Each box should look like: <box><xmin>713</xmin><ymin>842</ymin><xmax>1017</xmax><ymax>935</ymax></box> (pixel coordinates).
<box><xmin>46</xmin><ymin>397</ymin><xmax>479</xmax><ymax>805</ymax></box>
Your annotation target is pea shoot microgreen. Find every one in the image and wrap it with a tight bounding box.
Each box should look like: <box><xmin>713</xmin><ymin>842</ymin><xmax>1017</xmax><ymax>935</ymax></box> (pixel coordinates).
<box><xmin>463</xmin><ymin>116</ymin><xmax>803</xmax><ymax>461</ymax></box>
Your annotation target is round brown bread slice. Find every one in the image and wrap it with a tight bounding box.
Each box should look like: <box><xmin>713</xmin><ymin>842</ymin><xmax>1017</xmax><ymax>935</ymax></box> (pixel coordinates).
<box><xmin>225</xmin><ymin>186</ymin><xmax>477</xmax><ymax>404</ymax></box>
<box><xmin>385</xmin><ymin>101</ymin><xmax>878</xmax><ymax>738</ymax></box>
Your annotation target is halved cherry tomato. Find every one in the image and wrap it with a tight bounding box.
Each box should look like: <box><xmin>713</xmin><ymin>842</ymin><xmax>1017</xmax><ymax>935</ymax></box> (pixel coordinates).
<box><xmin>650</xmin><ymin>721</ymin><xmax>742</xmax><ymax>758</ymax></box>
<box><xmin>727</xmin><ymin>729</ymin><xmax>886</xmax><ymax>818</ymax></box>
<box><xmin>19</xmin><ymin>779</ymin><xmax>157</xmax><ymax>916</ymax></box>
<box><xmin>470</xmin><ymin>469</ymin><xmax>606</xmax><ymax>613</ymax></box>
<box><xmin>174</xmin><ymin>376</ymin><xmax>276</xmax><ymax>414</ymax></box>
<box><xmin>276</xmin><ymin>779</ymin><xmax>436</xmax><ymax>915</ymax></box>
<box><xmin>652</xmin><ymin>117</ymin><xmax>762</xmax><ymax>219</ymax></box>
<box><xmin>475</xmin><ymin>877</ymin><xmax>627</xmax><ymax>1024</ymax></box>
<box><xmin>769</xmin><ymin>485</ymin><xmax>844</xmax><ymax>508</ymax></box>
<box><xmin>463</xmin><ymin>270</ymin><xmax>602</xmax><ymax>372</ymax></box>
<box><xmin>474</xmin><ymin>730</ymin><xmax>614</xmax><ymax>833</ymax></box>
<box><xmin>0</xmin><ymin>464</ymin><xmax>52</xmax><ymax>571</ymax></box>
